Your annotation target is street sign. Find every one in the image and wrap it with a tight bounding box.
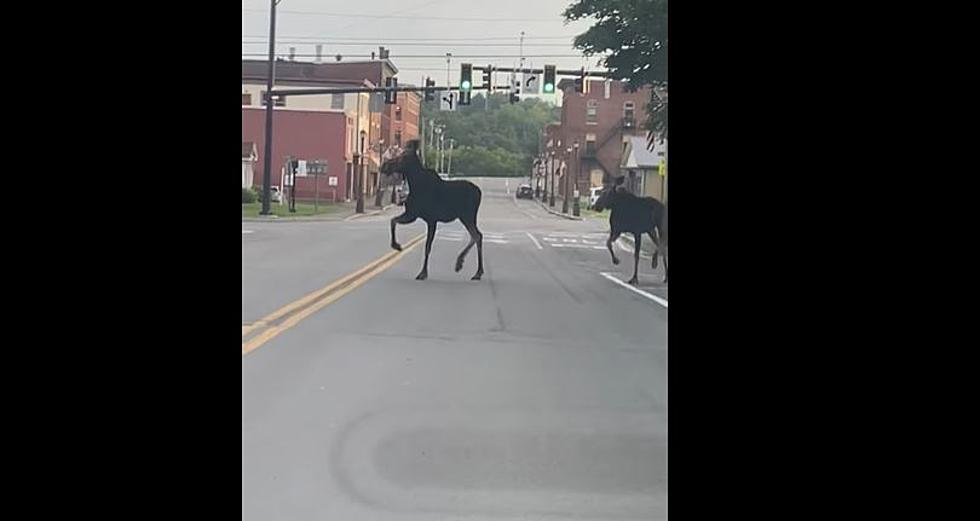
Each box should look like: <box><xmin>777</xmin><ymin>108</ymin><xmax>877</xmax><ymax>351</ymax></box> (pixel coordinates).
<box><xmin>328</xmin><ymin>176</ymin><xmax>338</xmax><ymax>186</ymax></box>
<box><xmin>298</xmin><ymin>160</ymin><xmax>308</xmax><ymax>177</ymax></box>
<box><xmin>524</xmin><ymin>72</ymin><xmax>539</xmax><ymax>94</ymax></box>
<box><xmin>439</xmin><ymin>90</ymin><xmax>455</xmax><ymax>111</ymax></box>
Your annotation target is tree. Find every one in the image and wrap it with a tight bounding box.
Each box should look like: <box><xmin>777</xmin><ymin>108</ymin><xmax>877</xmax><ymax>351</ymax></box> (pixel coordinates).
<box><xmin>420</xmin><ymin>94</ymin><xmax>560</xmax><ymax>176</ymax></box>
<box><xmin>564</xmin><ymin>0</ymin><xmax>667</xmax><ymax>143</ymax></box>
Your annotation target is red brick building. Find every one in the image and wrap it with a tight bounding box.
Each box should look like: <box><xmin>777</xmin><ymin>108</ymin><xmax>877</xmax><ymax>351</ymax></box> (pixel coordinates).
<box><xmin>554</xmin><ymin>79</ymin><xmax>660</xmax><ymax>195</ymax></box>
<box><xmin>242</xmin><ymin>59</ymin><xmax>421</xmax><ymax>199</ymax></box>
<box><xmin>242</xmin><ymin>108</ymin><xmax>351</xmax><ymax>202</ymax></box>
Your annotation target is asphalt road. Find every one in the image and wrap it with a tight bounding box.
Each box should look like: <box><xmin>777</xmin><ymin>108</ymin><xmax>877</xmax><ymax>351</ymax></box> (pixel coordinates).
<box><xmin>242</xmin><ymin>177</ymin><xmax>668</xmax><ymax>520</ymax></box>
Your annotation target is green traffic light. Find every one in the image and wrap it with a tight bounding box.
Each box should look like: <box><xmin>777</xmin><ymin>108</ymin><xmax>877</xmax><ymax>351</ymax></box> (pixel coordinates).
<box><xmin>461</xmin><ymin>80</ymin><xmax>471</xmax><ymax>91</ymax></box>
<box><xmin>543</xmin><ymin>83</ymin><xmax>554</xmax><ymax>93</ymax></box>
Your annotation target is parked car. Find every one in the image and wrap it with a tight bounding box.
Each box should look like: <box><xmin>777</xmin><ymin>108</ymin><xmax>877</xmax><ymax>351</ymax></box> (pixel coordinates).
<box><xmin>260</xmin><ymin>186</ymin><xmax>282</xmax><ymax>203</ymax></box>
<box><xmin>516</xmin><ymin>184</ymin><xmax>534</xmax><ymax>199</ymax></box>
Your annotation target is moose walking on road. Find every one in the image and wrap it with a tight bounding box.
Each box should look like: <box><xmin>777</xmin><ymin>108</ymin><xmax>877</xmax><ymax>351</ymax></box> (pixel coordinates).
<box><xmin>380</xmin><ymin>140</ymin><xmax>485</xmax><ymax>281</ymax></box>
<box><xmin>592</xmin><ymin>180</ymin><xmax>668</xmax><ymax>285</ymax></box>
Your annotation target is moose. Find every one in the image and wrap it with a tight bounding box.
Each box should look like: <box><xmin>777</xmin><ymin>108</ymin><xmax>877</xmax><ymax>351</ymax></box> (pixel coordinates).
<box><xmin>592</xmin><ymin>179</ymin><xmax>668</xmax><ymax>285</ymax></box>
<box><xmin>379</xmin><ymin>140</ymin><xmax>485</xmax><ymax>281</ymax></box>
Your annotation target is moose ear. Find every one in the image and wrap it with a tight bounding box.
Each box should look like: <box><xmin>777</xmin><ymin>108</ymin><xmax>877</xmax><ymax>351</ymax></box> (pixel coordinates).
<box><xmin>405</xmin><ymin>139</ymin><xmax>421</xmax><ymax>152</ymax></box>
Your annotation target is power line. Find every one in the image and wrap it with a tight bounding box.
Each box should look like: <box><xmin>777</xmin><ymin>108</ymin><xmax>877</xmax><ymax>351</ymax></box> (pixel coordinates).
<box><xmin>241</xmin><ymin>53</ymin><xmax>596</xmax><ymax>59</ymax></box>
<box><xmin>241</xmin><ymin>34</ymin><xmax>575</xmax><ymax>41</ymax></box>
<box><xmin>242</xmin><ymin>41</ymin><xmax>574</xmax><ymax>47</ymax></box>
<box><xmin>241</xmin><ymin>9</ymin><xmax>559</xmax><ymax>22</ymax></box>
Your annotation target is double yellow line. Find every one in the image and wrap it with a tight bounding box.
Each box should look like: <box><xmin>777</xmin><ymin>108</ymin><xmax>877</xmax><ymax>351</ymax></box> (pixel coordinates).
<box><xmin>242</xmin><ymin>233</ymin><xmax>424</xmax><ymax>356</ymax></box>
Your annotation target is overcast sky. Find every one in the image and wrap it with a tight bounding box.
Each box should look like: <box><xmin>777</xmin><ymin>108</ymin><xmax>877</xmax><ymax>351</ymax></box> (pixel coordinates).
<box><xmin>242</xmin><ymin>0</ymin><xmax>601</xmax><ymax>96</ymax></box>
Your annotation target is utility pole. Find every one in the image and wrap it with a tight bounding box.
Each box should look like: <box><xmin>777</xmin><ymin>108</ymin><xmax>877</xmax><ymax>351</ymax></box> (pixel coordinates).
<box><xmin>437</xmin><ymin>127</ymin><xmax>444</xmax><ymax>174</ymax></box>
<box><xmin>260</xmin><ymin>0</ymin><xmax>280</xmax><ymax>216</ymax></box>
<box><xmin>562</xmin><ymin>146</ymin><xmax>571</xmax><ymax>214</ymax></box>
<box><xmin>356</xmin><ymin>130</ymin><xmax>366</xmax><ymax>213</ymax></box>
<box><xmin>572</xmin><ymin>141</ymin><xmax>580</xmax><ymax>216</ymax></box>
<box><xmin>447</xmin><ymin>139</ymin><xmax>455</xmax><ymax>177</ymax></box>
<box><xmin>549</xmin><ymin>150</ymin><xmax>556</xmax><ymax>207</ymax></box>
<box><xmin>445</xmin><ymin>53</ymin><xmax>452</xmax><ymax>87</ymax></box>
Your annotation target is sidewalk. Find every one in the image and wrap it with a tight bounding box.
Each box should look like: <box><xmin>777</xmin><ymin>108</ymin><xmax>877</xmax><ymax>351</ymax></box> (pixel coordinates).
<box><xmin>242</xmin><ymin>201</ymin><xmax>396</xmax><ymax>223</ymax></box>
<box><xmin>534</xmin><ymin>197</ymin><xmax>584</xmax><ymax>221</ymax></box>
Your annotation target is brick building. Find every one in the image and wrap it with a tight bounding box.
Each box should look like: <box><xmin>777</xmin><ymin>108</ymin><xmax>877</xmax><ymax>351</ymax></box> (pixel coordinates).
<box><xmin>552</xmin><ymin>78</ymin><xmax>664</xmax><ymax>196</ymax></box>
<box><xmin>242</xmin><ymin>58</ymin><xmax>421</xmax><ymax>200</ymax></box>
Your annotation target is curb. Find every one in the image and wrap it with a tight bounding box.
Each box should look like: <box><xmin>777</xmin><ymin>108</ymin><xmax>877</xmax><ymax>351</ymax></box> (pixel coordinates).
<box><xmin>343</xmin><ymin>204</ymin><xmax>396</xmax><ymax>222</ymax></box>
<box><xmin>535</xmin><ymin>199</ymin><xmax>584</xmax><ymax>221</ymax></box>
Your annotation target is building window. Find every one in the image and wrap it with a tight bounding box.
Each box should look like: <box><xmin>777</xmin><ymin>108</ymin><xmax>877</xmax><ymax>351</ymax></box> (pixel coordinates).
<box><xmin>241</xmin><ymin>93</ymin><xmax>252</xmax><ymax>105</ymax></box>
<box><xmin>394</xmin><ymin>131</ymin><xmax>402</xmax><ymax>146</ymax></box>
<box><xmin>331</xmin><ymin>93</ymin><xmax>344</xmax><ymax>110</ymax></box>
<box><xmin>586</xmin><ymin>100</ymin><xmax>598</xmax><ymax>124</ymax></box>
<box><xmin>585</xmin><ymin>133</ymin><xmax>596</xmax><ymax>156</ymax></box>
<box><xmin>261</xmin><ymin>91</ymin><xmax>285</xmax><ymax>107</ymax></box>
<box><xmin>623</xmin><ymin>101</ymin><xmax>635</xmax><ymax>121</ymax></box>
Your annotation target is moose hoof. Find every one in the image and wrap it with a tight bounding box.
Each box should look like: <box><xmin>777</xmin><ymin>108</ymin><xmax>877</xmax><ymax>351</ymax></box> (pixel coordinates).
<box><xmin>415</xmin><ymin>271</ymin><xmax>428</xmax><ymax>280</ymax></box>
<box><xmin>471</xmin><ymin>273</ymin><xmax>483</xmax><ymax>281</ymax></box>
<box><xmin>612</xmin><ymin>257</ymin><xmax>620</xmax><ymax>265</ymax></box>
<box><xmin>652</xmin><ymin>256</ymin><xmax>659</xmax><ymax>269</ymax></box>
<box><xmin>391</xmin><ymin>242</ymin><xmax>402</xmax><ymax>251</ymax></box>
<box><xmin>454</xmin><ymin>259</ymin><xmax>464</xmax><ymax>272</ymax></box>
<box><xmin>627</xmin><ymin>277</ymin><xmax>638</xmax><ymax>285</ymax></box>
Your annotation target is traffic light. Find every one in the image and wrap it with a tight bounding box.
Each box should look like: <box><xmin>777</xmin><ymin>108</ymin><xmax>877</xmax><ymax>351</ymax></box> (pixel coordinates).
<box><xmin>385</xmin><ymin>77</ymin><xmax>398</xmax><ymax>104</ymax></box>
<box><xmin>510</xmin><ymin>86</ymin><xmax>520</xmax><ymax>104</ymax></box>
<box><xmin>482</xmin><ymin>65</ymin><xmax>493</xmax><ymax>92</ymax></box>
<box><xmin>543</xmin><ymin>65</ymin><xmax>556</xmax><ymax>94</ymax></box>
<box><xmin>460</xmin><ymin>63</ymin><xmax>472</xmax><ymax>92</ymax></box>
<box><xmin>424</xmin><ymin>77</ymin><xmax>435</xmax><ymax>102</ymax></box>
<box><xmin>459</xmin><ymin>91</ymin><xmax>471</xmax><ymax>106</ymax></box>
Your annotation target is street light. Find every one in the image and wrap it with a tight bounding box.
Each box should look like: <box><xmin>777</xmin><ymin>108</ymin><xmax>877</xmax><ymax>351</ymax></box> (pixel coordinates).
<box><xmin>572</xmin><ymin>141</ymin><xmax>581</xmax><ymax>217</ymax></box>
<box><xmin>356</xmin><ymin>129</ymin><xmax>366</xmax><ymax>213</ymax></box>
<box><xmin>548</xmin><ymin>150</ymin><xmax>555</xmax><ymax>207</ymax></box>
<box><xmin>375</xmin><ymin>139</ymin><xmax>386</xmax><ymax>208</ymax></box>
<box><xmin>563</xmin><ymin>146</ymin><xmax>572</xmax><ymax>214</ymax></box>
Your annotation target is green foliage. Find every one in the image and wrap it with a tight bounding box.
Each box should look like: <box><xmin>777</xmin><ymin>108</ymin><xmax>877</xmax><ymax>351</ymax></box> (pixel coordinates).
<box><xmin>420</xmin><ymin>93</ymin><xmax>559</xmax><ymax>176</ymax></box>
<box><xmin>564</xmin><ymin>0</ymin><xmax>668</xmax><ymax>141</ymax></box>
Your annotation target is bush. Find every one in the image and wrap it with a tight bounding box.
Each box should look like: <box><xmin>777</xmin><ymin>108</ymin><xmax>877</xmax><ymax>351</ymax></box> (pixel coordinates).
<box><xmin>242</xmin><ymin>187</ymin><xmax>257</xmax><ymax>204</ymax></box>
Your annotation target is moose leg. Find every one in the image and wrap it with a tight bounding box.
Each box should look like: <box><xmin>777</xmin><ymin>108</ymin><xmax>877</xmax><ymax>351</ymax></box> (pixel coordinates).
<box><xmin>628</xmin><ymin>232</ymin><xmax>642</xmax><ymax>285</ymax></box>
<box><xmin>647</xmin><ymin>229</ymin><xmax>660</xmax><ymax>269</ymax></box>
<box><xmin>471</xmin><ymin>223</ymin><xmax>484</xmax><ymax>281</ymax></box>
<box><xmin>606</xmin><ymin>231</ymin><xmax>622</xmax><ymax>265</ymax></box>
<box><xmin>416</xmin><ymin>221</ymin><xmax>436</xmax><ymax>280</ymax></box>
<box><xmin>390</xmin><ymin>211</ymin><xmax>416</xmax><ymax>251</ymax></box>
<box><xmin>661</xmin><ymin>244</ymin><xmax>668</xmax><ymax>283</ymax></box>
<box><xmin>456</xmin><ymin>221</ymin><xmax>479</xmax><ymax>273</ymax></box>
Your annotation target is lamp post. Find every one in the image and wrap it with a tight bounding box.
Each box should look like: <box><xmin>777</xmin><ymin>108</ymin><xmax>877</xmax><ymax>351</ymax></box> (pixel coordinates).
<box><xmin>562</xmin><ymin>145</ymin><xmax>572</xmax><ymax>214</ymax></box>
<box><xmin>356</xmin><ymin>130</ymin><xmax>366</xmax><ymax>213</ymax></box>
<box><xmin>572</xmin><ymin>140</ymin><xmax>580</xmax><ymax>217</ymax></box>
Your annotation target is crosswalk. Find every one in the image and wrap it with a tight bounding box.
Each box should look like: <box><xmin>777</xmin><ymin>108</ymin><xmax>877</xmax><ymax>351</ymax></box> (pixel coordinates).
<box><xmin>437</xmin><ymin>230</ymin><xmax>509</xmax><ymax>244</ymax></box>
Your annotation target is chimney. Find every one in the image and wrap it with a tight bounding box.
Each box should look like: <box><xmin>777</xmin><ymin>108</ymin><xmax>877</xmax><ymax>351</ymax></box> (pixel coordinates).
<box><xmin>315</xmin><ymin>44</ymin><xmax>323</xmax><ymax>63</ymax></box>
<box><xmin>288</xmin><ymin>47</ymin><xmax>296</xmax><ymax>61</ymax></box>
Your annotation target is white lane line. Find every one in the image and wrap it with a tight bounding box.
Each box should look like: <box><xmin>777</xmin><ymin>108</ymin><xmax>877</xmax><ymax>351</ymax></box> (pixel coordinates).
<box><xmin>600</xmin><ymin>272</ymin><xmax>668</xmax><ymax>308</ymax></box>
<box><xmin>242</xmin><ymin>230</ymin><xmax>254</xmax><ymax>234</ymax></box>
<box><xmin>551</xmin><ymin>244</ymin><xmax>606</xmax><ymax>250</ymax></box>
<box><xmin>526</xmin><ymin>232</ymin><xmax>543</xmax><ymax>250</ymax></box>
